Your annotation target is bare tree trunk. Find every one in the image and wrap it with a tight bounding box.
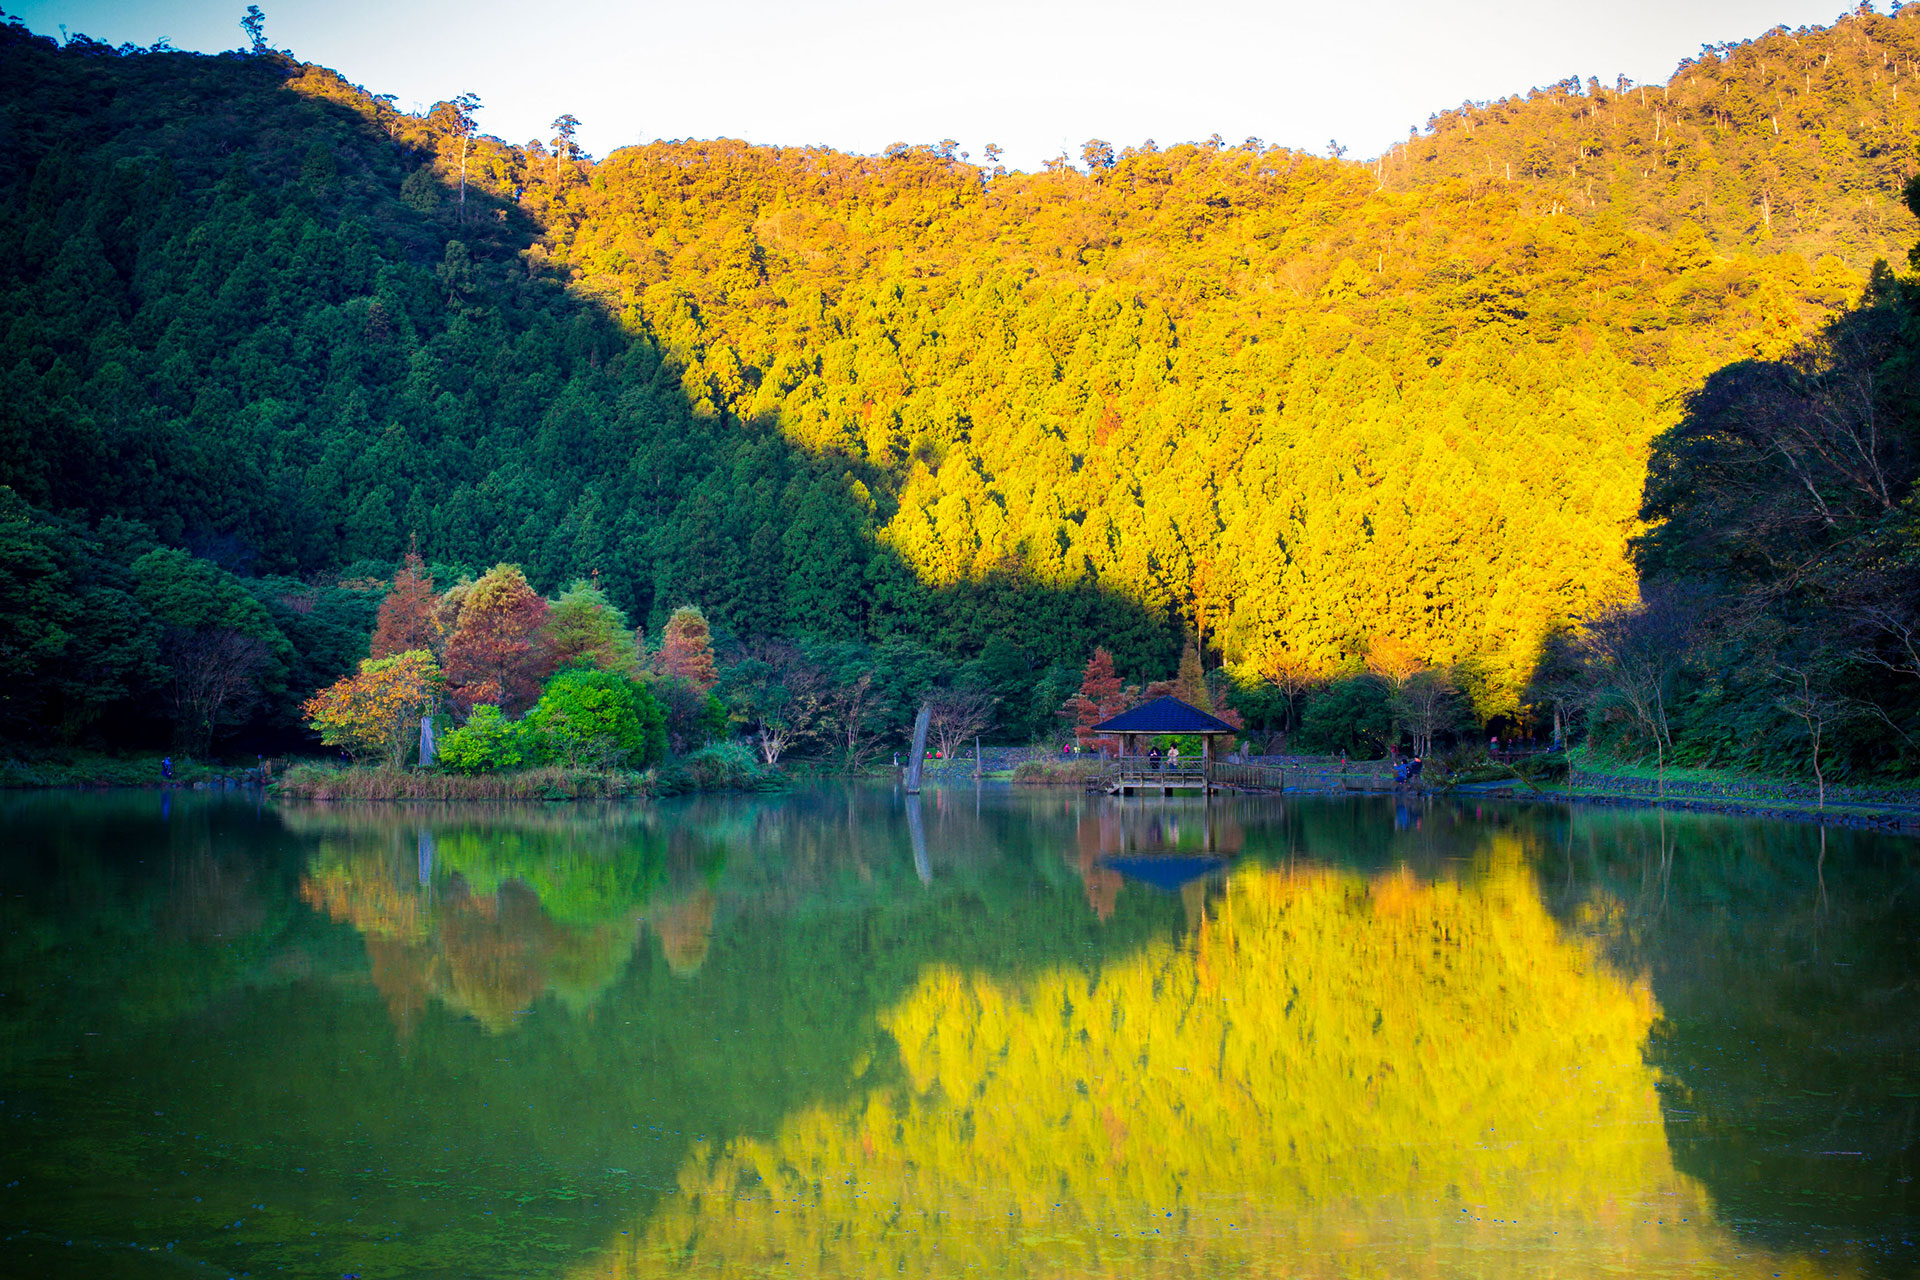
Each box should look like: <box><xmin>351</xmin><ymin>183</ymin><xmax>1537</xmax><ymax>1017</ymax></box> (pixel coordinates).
<box><xmin>905</xmin><ymin>705</ymin><xmax>931</xmax><ymax>794</ymax></box>
<box><xmin>1652</xmin><ymin>688</ymin><xmax>1673</xmax><ymax>801</ymax></box>
<box><xmin>1811</xmin><ymin>716</ymin><xmax>1825</xmax><ymax>809</ymax></box>
<box><xmin>1816</xmin><ymin>826</ymin><xmax>1828</xmax><ymax>913</ymax></box>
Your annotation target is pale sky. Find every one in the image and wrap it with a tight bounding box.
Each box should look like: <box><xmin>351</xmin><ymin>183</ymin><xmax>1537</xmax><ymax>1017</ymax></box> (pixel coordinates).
<box><xmin>15</xmin><ymin>0</ymin><xmax>1871</xmax><ymax>169</ymax></box>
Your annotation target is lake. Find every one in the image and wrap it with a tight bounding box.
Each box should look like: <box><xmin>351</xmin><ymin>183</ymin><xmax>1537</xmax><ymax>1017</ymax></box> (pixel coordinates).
<box><xmin>1</xmin><ymin>785</ymin><xmax>1915</xmax><ymax>1279</ymax></box>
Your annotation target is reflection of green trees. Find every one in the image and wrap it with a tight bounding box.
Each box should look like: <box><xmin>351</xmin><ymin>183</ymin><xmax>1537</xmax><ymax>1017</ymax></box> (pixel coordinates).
<box><xmin>1537</xmin><ymin>810</ymin><xmax>1920</xmax><ymax>1252</ymax></box>
<box><xmin>290</xmin><ymin>791</ymin><xmax>1197</xmax><ymax>1034</ymax></box>
<box><xmin>292</xmin><ymin>806</ymin><xmax>676</xmax><ymax>1029</ymax></box>
<box><xmin>0</xmin><ymin>792</ymin><xmax>310</xmax><ymax>1075</ymax></box>
<box><xmin>13</xmin><ymin>793</ymin><xmax>1184</xmax><ymax>1280</ymax></box>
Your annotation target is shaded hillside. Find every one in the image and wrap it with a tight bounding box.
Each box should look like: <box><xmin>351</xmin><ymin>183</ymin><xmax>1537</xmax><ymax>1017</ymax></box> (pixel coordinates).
<box><xmin>0</xmin><ymin>21</ymin><xmax>1180</xmax><ymax>753</ymax></box>
<box><xmin>0</xmin><ymin>23</ymin><xmax>898</xmax><ymax>629</ymax></box>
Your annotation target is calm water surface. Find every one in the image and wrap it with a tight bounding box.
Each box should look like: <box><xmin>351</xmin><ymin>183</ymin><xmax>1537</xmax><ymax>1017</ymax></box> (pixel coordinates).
<box><xmin>1</xmin><ymin>785</ymin><xmax>1916</xmax><ymax>1278</ymax></box>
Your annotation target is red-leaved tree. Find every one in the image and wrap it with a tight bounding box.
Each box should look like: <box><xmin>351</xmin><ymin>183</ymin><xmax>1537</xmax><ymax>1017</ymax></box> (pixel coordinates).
<box><xmin>1060</xmin><ymin>647</ymin><xmax>1134</xmax><ymax>751</ymax></box>
<box><xmin>369</xmin><ymin>552</ymin><xmax>443</xmax><ymax>660</ymax></box>
<box><xmin>445</xmin><ymin>564</ymin><xmax>552</xmax><ymax>715</ymax></box>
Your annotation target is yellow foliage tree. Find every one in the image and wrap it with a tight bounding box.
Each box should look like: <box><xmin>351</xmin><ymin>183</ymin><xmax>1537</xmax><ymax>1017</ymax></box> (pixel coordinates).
<box><xmin>301</xmin><ymin>649</ymin><xmax>444</xmax><ymax>768</ymax></box>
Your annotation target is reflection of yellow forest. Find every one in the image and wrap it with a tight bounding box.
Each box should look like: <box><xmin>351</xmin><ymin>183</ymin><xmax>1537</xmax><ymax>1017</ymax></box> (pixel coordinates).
<box><xmin>295</xmin><ymin>817</ymin><xmax>716</xmax><ymax>1033</ymax></box>
<box><xmin>577</xmin><ymin>848</ymin><xmax>1840</xmax><ymax>1279</ymax></box>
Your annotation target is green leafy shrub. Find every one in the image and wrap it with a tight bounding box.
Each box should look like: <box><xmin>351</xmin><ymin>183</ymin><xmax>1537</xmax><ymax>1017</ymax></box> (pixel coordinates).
<box><xmin>1514</xmin><ymin>751</ymin><xmax>1570</xmax><ymax>783</ymax></box>
<box><xmin>526</xmin><ymin>668</ymin><xmax>667</xmax><ymax>769</ymax></box>
<box><xmin>437</xmin><ymin>705</ymin><xmax>531</xmax><ymax>775</ymax></box>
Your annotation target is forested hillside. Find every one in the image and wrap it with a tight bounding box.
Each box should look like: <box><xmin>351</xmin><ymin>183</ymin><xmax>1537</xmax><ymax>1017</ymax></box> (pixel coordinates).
<box><xmin>531</xmin><ymin>7</ymin><xmax>1920</xmax><ymax>712</ymax></box>
<box><xmin>1392</xmin><ymin>15</ymin><xmax>1920</xmax><ymax>259</ymax></box>
<box><xmin>1</xmin><ymin>6</ymin><xmax>1917</xmax><ymax>761</ymax></box>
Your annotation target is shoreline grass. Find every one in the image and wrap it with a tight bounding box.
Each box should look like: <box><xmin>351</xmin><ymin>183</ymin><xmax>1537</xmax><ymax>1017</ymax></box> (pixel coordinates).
<box><xmin>1565</xmin><ymin>745</ymin><xmax>1920</xmax><ymax>803</ymax></box>
<box><xmin>0</xmin><ymin>751</ymin><xmax>225</xmax><ymax>789</ymax></box>
<box><xmin>19</xmin><ymin>750</ymin><xmax>1919</xmax><ymax>829</ymax></box>
<box><xmin>274</xmin><ymin>763</ymin><xmax>651</xmax><ymax>801</ymax></box>
<box><xmin>1011</xmin><ymin>759</ymin><xmax>1109</xmax><ymax>785</ymax></box>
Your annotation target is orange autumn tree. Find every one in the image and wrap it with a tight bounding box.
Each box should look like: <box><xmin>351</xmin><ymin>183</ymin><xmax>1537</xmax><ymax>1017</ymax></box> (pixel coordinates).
<box><xmin>1144</xmin><ymin>643</ymin><xmax>1244</xmax><ymax>736</ymax></box>
<box><xmin>369</xmin><ymin>551</ymin><xmax>443</xmax><ymax>660</ymax></box>
<box><xmin>1147</xmin><ymin>643</ymin><xmax>1212</xmax><ymax>708</ymax></box>
<box><xmin>656</xmin><ymin>605</ymin><xmax>717</xmax><ymax>692</ymax></box>
<box><xmin>445</xmin><ymin>564</ymin><xmax>552</xmax><ymax>714</ymax></box>
<box><xmin>303</xmin><ymin>649</ymin><xmax>445</xmax><ymax>767</ymax></box>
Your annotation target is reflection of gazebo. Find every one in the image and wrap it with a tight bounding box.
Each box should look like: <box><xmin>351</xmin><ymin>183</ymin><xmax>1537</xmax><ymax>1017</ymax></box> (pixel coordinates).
<box><xmin>1091</xmin><ymin>696</ymin><xmax>1239</xmax><ymax>792</ymax></box>
<box><xmin>1100</xmin><ymin>855</ymin><xmax>1226</xmax><ymax>892</ymax></box>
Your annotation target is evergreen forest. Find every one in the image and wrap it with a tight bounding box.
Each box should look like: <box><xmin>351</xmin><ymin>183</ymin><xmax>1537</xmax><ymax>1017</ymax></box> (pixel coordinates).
<box><xmin>3</xmin><ymin>5</ymin><xmax>1919</xmax><ymax>779</ymax></box>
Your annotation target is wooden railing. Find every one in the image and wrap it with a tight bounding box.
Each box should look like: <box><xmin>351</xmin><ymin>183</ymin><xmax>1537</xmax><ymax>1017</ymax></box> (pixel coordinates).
<box><xmin>1085</xmin><ymin>757</ymin><xmax>1401</xmax><ymax>794</ymax></box>
<box><xmin>1210</xmin><ymin>761</ymin><xmax>1397</xmax><ymax>793</ymax></box>
<box><xmin>1209</xmin><ymin>761</ymin><xmax>1287</xmax><ymax>792</ymax></box>
<box><xmin>1102</xmin><ymin>754</ymin><xmax>1204</xmax><ymax>773</ymax></box>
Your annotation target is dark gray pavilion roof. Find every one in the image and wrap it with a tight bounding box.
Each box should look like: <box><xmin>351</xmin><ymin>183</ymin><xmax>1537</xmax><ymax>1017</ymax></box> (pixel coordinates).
<box><xmin>1090</xmin><ymin>696</ymin><xmax>1237</xmax><ymax>735</ymax></box>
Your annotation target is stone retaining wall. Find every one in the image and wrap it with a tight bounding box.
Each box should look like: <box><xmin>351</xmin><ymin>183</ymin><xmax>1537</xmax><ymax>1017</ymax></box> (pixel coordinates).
<box><xmin>1568</xmin><ymin>767</ymin><xmax>1920</xmax><ymax>809</ymax></box>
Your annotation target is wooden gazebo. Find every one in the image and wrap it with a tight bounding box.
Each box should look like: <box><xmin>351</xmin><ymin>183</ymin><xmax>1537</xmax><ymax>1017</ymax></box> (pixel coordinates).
<box><xmin>1090</xmin><ymin>696</ymin><xmax>1238</xmax><ymax>793</ymax></box>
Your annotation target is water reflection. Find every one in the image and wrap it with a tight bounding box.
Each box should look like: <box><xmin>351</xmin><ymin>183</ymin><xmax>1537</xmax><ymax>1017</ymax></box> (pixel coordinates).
<box><xmin>1068</xmin><ymin>803</ymin><xmax>1242</xmax><ymax>918</ymax></box>
<box><xmin>579</xmin><ymin>847</ymin><xmax>1830</xmax><ymax>1279</ymax></box>
<box><xmin>288</xmin><ymin>804</ymin><xmax>709</xmax><ymax>1029</ymax></box>
<box><xmin>0</xmin><ymin>789</ymin><xmax>1913</xmax><ymax>1280</ymax></box>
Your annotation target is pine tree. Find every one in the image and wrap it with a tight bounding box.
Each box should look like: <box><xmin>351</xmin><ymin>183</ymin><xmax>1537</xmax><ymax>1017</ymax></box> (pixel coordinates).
<box><xmin>546</xmin><ymin>578</ymin><xmax>639</xmax><ymax>673</ymax></box>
